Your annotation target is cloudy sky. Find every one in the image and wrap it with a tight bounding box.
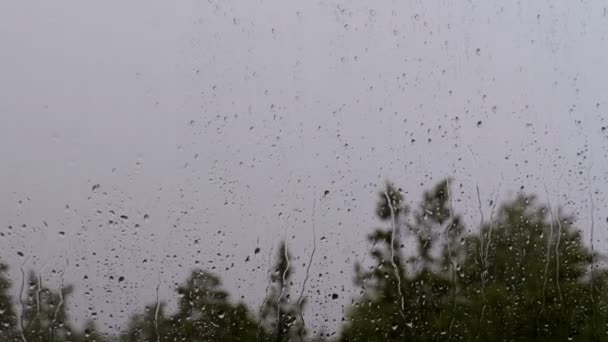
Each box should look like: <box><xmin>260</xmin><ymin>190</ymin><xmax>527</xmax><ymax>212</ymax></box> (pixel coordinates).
<box><xmin>1</xmin><ymin>0</ymin><xmax>608</xmax><ymax>335</ymax></box>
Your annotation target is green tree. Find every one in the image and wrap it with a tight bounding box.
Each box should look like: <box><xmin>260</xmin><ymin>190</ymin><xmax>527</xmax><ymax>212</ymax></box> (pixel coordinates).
<box><xmin>259</xmin><ymin>240</ymin><xmax>306</xmax><ymax>342</ymax></box>
<box><xmin>340</xmin><ymin>181</ymin><xmax>457</xmax><ymax>341</ymax></box>
<box><xmin>341</xmin><ymin>180</ymin><xmax>608</xmax><ymax>342</ymax></box>
<box><xmin>122</xmin><ymin>269</ymin><xmax>259</xmax><ymax>342</ymax></box>
<box><xmin>458</xmin><ymin>194</ymin><xmax>606</xmax><ymax>341</ymax></box>
<box><xmin>76</xmin><ymin>320</ymin><xmax>107</xmax><ymax>342</ymax></box>
<box><xmin>6</xmin><ymin>270</ymin><xmax>105</xmax><ymax>342</ymax></box>
<box><xmin>18</xmin><ymin>271</ymin><xmax>77</xmax><ymax>341</ymax></box>
<box><xmin>0</xmin><ymin>262</ymin><xmax>16</xmax><ymax>339</ymax></box>
<box><xmin>168</xmin><ymin>270</ymin><xmax>259</xmax><ymax>341</ymax></box>
<box><xmin>120</xmin><ymin>302</ymin><xmax>169</xmax><ymax>342</ymax></box>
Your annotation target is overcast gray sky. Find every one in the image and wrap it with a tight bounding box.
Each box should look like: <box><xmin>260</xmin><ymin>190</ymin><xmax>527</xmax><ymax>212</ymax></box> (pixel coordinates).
<box><xmin>1</xmin><ymin>0</ymin><xmax>608</xmax><ymax>335</ymax></box>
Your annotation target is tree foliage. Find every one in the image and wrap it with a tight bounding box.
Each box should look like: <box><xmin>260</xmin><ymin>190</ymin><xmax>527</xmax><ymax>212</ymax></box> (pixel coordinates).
<box><xmin>259</xmin><ymin>240</ymin><xmax>306</xmax><ymax>342</ymax></box>
<box><xmin>1</xmin><ymin>179</ymin><xmax>607</xmax><ymax>341</ymax></box>
<box><xmin>121</xmin><ymin>269</ymin><xmax>259</xmax><ymax>342</ymax></box>
<box><xmin>341</xmin><ymin>180</ymin><xmax>608</xmax><ymax>341</ymax></box>
<box><xmin>0</xmin><ymin>262</ymin><xmax>16</xmax><ymax>339</ymax></box>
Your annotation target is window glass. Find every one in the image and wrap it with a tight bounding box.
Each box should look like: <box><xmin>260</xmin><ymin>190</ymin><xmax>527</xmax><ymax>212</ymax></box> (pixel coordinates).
<box><xmin>1</xmin><ymin>1</ymin><xmax>607</xmax><ymax>341</ymax></box>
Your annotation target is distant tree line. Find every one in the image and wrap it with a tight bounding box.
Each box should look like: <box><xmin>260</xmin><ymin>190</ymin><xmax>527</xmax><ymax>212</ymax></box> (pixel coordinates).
<box><xmin>1</xmin><ymin>179</ymin><xmax>607</xmax><ymax>341</ymax></box>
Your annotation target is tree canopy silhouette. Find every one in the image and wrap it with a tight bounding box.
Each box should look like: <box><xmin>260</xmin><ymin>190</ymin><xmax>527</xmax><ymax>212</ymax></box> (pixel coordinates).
<box><xmin>0</xmin><ymin>179</ymin><xmax>607</xmax><ymax>341</ymax></box>
<box><xmin>341</xmin><ymin>180</ymin><xmax>608</xmax><ymax>341</ymax></box>
<box><xmin>258</xmin><ymin>240</ymin><xmax>306</xmax><ymax>342</ymax></box>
